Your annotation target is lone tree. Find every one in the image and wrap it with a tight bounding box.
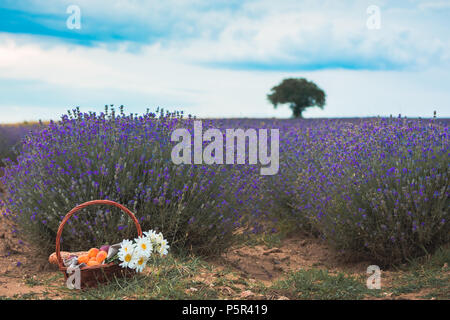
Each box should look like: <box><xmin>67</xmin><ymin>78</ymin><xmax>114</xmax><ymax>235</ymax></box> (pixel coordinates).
<box><xmin>267</xmin><ymin>78</ymin><xmax>326</xmax><ymax>118</ymax></box>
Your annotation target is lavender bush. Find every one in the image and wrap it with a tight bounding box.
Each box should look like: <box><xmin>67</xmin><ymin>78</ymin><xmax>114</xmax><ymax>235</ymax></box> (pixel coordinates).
<box><xmin>0</xmin><ymin>108</ymin><xmax>258</xmax><ymax>256</ymax></box>
<box><xmin>0</xmin><ymin>123</ymin><xmax>39</xmax><ymax>166</ymax></box>
<box><xmin>267</xmin><ymin>116</ymin><xmax>449</xmax><ymax>265</ymax></box>
<box><xmin>1</xmin><ymin>109</ymin><xmax>447</xmax><ymax>265</ymax></box>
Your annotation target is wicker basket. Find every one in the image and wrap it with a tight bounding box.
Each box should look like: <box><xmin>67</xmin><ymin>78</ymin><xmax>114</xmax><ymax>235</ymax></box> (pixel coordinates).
<box><xmin>55</xmin><ymin>200</ymin><xmax>143</xmax><ymax>289</ymax></box>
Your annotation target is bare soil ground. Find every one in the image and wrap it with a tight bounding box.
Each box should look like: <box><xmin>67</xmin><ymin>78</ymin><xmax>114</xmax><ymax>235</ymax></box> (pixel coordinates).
<box><xmin>0</xmin><ymin>211</ymin><xmax>447</xmax><ymax>300</ymax></box>
<box><xmin>0</xmin><ymin>213</ymin><xmax>63</xmax><ymax>299</ymax></box>
<box><xmin>219</xmin><ymin>237</ymin><xmax>373</xmax><ymax>284</ymax></box>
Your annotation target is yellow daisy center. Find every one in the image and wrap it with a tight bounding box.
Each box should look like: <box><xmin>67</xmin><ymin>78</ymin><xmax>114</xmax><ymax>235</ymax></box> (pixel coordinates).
<box><xmin>125</xmin><ymin>254</ymin><xmax>132</xmax><ymax>262</ymax></box>
<box><xmin>141</xmin><ymin>243</ymin><xmax>147</xmax><ymax>250</ymax></box>
<box><xmin>138</xmin><ymin>258</ymin><xmax>144</xmax><ymax>265</ymax></box>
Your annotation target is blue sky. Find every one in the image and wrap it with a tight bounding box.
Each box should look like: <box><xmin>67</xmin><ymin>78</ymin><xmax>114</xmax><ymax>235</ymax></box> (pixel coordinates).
<box><xmin>0</xmin><ymin>0</ymin><xmax>449</xmax><ymax>122</ymax></box>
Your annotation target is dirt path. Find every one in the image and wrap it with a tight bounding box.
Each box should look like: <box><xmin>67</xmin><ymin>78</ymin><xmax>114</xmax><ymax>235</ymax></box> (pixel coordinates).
<box><xmin>0</xmin><ymin>212</ymin><xmax>445</xmax><ymax>300</ymax></box>
<box><xmin>218</xmin><ymin>236</ymin><xmax>373</xmax><ymax>285</ymax></box>
<box><xmin>0</xmin><ymin>213</ymin><xmax>60</xmax><ymax>298</ymax></box>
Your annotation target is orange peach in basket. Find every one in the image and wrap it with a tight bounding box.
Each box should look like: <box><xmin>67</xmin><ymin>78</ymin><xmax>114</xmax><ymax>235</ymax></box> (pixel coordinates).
<box><xmin>96</xmin><ymin>250</ymin><xmax>107</xmax><ymax>263</ymax></box>
<box><xmin>88</xmin><ymin>248</ymin><xmax>99</xmax><ymax>258</ymax></box>
<box><xmin>87</xmin><ymin>260</ymin><xmax>100</xmax><ymax>267</ymax></box>
<box><xmin>77</xmin><ymin>254</ymin><xmax>90</xmax><ymax>264</ymax></box>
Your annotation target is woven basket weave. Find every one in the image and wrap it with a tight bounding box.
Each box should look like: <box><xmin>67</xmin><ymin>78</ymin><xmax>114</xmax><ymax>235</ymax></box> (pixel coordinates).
<box><xmin>55</xmin><ymin>200</ymin><xmax>142</xmax><ymax>289</ymax></box>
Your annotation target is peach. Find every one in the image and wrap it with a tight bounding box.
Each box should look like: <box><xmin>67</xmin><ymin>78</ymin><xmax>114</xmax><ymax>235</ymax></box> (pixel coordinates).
<box><xmin>88</xmin><ymin>248</ymin><xmax>99</xmax><ymax>258</ymax></box>
<box><xmin>87</xmin><ymin>260</ymin><xmax>100</xmax><ymax>267</ymax></box>
<box><xmin>96</xmin><ymin>250</ymin><xmax>107</xmax><ymax>263</ymax></box>
<box><xmin>77</xmin><ymin>254</ymin><xmax>89</xmax><ymax>264</ymax></box>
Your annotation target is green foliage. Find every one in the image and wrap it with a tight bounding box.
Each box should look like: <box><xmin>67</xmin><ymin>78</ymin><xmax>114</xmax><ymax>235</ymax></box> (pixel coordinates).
<box><xmin>271</xmin><ymin>269</ymin><xmax>379</xmax><ymax>300</ymax></box>
<box><xmin>390</xmin><ymin>246</ymin><xmax>450</xmax><ymax>299</ymax></box>
<box><xmin>64</xmin><ymin>255</ymin><xmax>219</xmax><ymax>300</ymax></box>
<box><xmin>267</xmin><ymin>78</ymin><xmax>326</xmax><ymax>118</ymax></box>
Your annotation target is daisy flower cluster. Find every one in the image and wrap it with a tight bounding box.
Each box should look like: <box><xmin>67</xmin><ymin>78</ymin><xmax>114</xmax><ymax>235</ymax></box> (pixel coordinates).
<box><xmin>117</xmin><ymin>230</ymin><xmax>169</xmax><ymax>272</ymax></box>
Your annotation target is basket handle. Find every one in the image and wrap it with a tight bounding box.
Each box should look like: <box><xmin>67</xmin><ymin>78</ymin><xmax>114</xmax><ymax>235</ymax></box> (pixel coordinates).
<box><xmin>55</xmin><ymin>200</ymin><xmax>143</xmax><ymax>269</ymax></box>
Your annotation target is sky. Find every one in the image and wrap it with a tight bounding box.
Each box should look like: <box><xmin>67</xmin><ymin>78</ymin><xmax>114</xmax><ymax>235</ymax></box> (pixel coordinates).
<box><xmin>0</xmin><ymin>0</ymin><xmax>449</xmax><ymax>123</ymax></box>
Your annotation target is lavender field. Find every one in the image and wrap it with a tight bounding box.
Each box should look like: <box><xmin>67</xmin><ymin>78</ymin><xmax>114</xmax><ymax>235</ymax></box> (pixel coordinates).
<box><xmin>2</xmin><ymin>0</ymin><xmax>450</xmax><ymax>303</ymax></box>
<box><xmin>1</xmin><ymin>109</ymin><xmax>448</xmax><ymax>268</ymax></box>
<box><xmin>0</xmin><ymin>123</ymin><xmax>41</xmax><ymax>166</ymax></box>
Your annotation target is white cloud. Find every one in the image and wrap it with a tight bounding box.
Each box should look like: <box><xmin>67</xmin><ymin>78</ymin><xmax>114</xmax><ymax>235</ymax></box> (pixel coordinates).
<box><xmin>0</xmin><ymin>33</ymin><xmax>449</xmax><ymax>122</ymax></box>
<box><xmin>418</xmin><ymin>1</ymin><xmax>450</xmax><ymax>10</ymax></box>
<box><xmin>3</xmin><ymin>0</ymin><xmax>449</xmax><ymax>69</ymax></box>
<box><xmin>0</xmin><ymin>105</ymin><xmax>58</xmax><ymax>123</ymax></box>
<box><xmin>0</xmin><ymin>0</ymin><xmax>449</xmax><ymax>122</ymax></box>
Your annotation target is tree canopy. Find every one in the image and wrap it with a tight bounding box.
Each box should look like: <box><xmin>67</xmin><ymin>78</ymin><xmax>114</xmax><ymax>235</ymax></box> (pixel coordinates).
<box><xmin>267</xmin><ymin>78</ymin><xmax>326</xmax><ymax>118</ymax></box>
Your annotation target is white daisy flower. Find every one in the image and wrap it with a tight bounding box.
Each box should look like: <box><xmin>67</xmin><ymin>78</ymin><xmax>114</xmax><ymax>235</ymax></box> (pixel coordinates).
<box><xmin>118</xmin><ymin>239</ymin><xmax>136</xmax><ymax>269</ymax></box>
<box><xmin>118</xmin><ymin>250</ymin><xmax>134</xmax><ymax>269</ymax></box>
<box><xmin>130</xmin><ymin>253</ymin><xmax>148</xmax><ymax>273</ymax></box>
<box><xmin>118</xmin><ymin>239</ymin><xmax>135</xmax><ymax>255</ymax></box>
<box><xmin>143</xmin><ymin>229</ymin><xmax>157</xmax><ymax>238</ymax></box>
<box><xmin>157</xmin><ymin>238</ymin><xmax>170</xmax><ymax>257</ymax></box>
<box><xmin>134</xmin><ymin>235</ymin><xmax>153</xmax><ymax>257</ymax></box>
<box><xmin>144</xmin><ymin>230</ymin><xmax>159</xmax><ymax>244</ymax></box>
<box><xmin>154</xmin><ymin>232</ymin><xmax>164</xmax><ymax>242</ymax></box>
<box><xmin>143</xmin><ymin>230</ymin><xmax>170</xmax><ymax>256</ymax></box>
<box><xmin>144</xmin><ymin>230</ymin><xmax>162</xmax><ymax>244</ymax></box>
